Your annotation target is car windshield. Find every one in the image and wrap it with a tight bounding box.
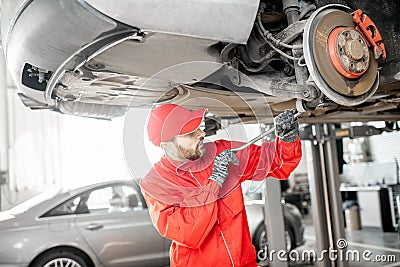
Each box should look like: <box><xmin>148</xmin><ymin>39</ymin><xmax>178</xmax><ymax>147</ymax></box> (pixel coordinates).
<box><xmin>7</xmin><ymin>188</ymin><xmax>63</xmax><ymax>215</ymax></box>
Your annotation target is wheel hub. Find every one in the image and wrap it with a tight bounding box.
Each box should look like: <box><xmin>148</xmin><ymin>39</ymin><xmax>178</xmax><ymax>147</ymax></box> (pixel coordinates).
<box><xmin>327</xmin><ymin>27</ymin><xmax>370</xmax><ymax>78</ymax></box>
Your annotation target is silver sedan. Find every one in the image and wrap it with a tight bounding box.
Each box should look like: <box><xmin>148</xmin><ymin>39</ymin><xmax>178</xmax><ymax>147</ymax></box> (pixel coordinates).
<box><xmin>0</xmin><ymin>180</ymin><xmax>304</xmax><ymax>267</ymax></box>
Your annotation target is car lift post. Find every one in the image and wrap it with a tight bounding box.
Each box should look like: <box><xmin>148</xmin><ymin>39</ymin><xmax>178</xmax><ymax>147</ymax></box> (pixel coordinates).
<box><xmin>264</xmin><ymin>178</ymin><xmax>288</xmax><ymax>267</ymax></box>
<box><xmin>302</xmin><ymin>124</ymin><xmax>347</xmax><ymax>267</ymax></box>
<box><xmin>301</xmin><ymin>122</ymin><xmax>386</xmax><ymax>265</ymax></box>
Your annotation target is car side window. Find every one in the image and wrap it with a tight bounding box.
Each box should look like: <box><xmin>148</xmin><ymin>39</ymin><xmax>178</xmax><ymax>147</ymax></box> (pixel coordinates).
<box><xmin>86</xmin><ymin>187</ymin><xmax>114</xmax><ymax>214</ymax></box>
<box><xmin>41</xmin><ymin>184</ymin><xmax>144</xmax><ymax>218</ymax></box>
<box><xmin>86</xmin><ymin>185</ymin><xmax>144</xmax><ymax>214</ymax></box>
<box><xmin>42</xmin><ymin>196</ymin><xmax>84</xmax><ymax>217</ymax></box>
<box><xmin>122</xmin><ymin>185</ymin><xmax>144</xmax><ymax>211</ymax></box>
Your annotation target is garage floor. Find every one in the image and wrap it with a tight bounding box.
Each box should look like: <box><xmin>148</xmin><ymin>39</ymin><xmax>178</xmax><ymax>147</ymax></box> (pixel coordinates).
<box><xmin>288</xmin><ymin>211</ymin><xmax>400</xmax><ymax>267</ymax></box>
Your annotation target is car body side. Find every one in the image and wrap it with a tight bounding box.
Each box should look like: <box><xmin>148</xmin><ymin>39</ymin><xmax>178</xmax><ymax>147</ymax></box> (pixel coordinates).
<box><xmin>0</xmin><ymin>180</ymin><xmax>304</xmax><ymax>266</ymax></box>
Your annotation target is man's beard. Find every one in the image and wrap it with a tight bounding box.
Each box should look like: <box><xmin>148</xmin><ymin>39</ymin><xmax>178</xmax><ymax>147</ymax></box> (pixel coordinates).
<box><xmin>178</xmin><ymin>143</ymin><xmax>204</xmax><ymax>160</ymax></box>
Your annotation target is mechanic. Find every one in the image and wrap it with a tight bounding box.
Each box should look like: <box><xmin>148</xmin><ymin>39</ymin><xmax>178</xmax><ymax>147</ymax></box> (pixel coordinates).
<box><xmin>140</xmin><ymin>104</ymin><xmax>302</xmax><ymax>267</ymax></box>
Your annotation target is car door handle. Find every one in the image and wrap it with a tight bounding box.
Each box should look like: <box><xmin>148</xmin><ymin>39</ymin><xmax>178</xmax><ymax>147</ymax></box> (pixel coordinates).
<box><xmin>85</xmin><ymin>223</ymin><xmax>103</xmax><ymax>231</ymax></box>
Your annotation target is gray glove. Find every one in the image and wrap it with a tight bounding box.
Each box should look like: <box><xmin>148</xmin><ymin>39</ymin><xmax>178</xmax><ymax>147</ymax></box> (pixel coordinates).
<box><xmin>274</xmin><ymin>109</ymin><xmax>299</xmax><ymax>143</ymax></box>
<box><xmin>209</xmin><ymin>150</ymin><xmax>239</xmax><ymax>187</ymax></box>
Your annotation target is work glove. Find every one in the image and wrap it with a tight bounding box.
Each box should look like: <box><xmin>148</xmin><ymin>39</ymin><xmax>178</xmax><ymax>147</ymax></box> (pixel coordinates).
<box><xmin>274</xmin><ymin>109</ymin><xmax>299</xmax><ymax>143</ymax></box>
<box><xmin>209</xmin><ymin>150</ymin><xmax>239</xmax><ymax>187</ymax></box>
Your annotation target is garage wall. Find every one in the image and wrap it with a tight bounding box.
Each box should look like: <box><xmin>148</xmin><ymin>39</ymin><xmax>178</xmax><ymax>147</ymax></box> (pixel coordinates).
<box><xmin>369</xmin><ymin>129</ymin><xmax>400</xmax><ymax>185</ymax></box>
<box><xmin>0</xmin><ymin>88</ymin><xmax>62</xmax><ymax>210</ymax></box>
<box><xmin>340</xmin><ymin>123</ymin><xmax>400</xmax><ymax>186</ymax></box>
<box><xmin>0</xmin><ymin>82</ymin><xmax>131</xmax><ymax>211</ymax></box>
<box><xmin>58</xmin><ymin>116</ymin><xmax>131</xmax><ymax>189</ymax></box>
<box><xmin>1</xmin><ymin>99</ymin><xmax>132</xmax><ymax>211</ymax></box>
<box><xmin>367</xmin><ymin>121</ymin><xmax>400</xmax><ymax>183</ymax></box>
<box><xmin>369</xmin><ymin>131</ymin><xmax>400</xmax><ymax>164</ymax></box>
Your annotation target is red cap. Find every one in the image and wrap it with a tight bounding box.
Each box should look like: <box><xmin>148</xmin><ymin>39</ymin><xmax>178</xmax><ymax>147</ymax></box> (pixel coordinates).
<box><xmin>147</xmin><ymin>104</ymin><xmax>207</xmax><ymax>146</ymax></box>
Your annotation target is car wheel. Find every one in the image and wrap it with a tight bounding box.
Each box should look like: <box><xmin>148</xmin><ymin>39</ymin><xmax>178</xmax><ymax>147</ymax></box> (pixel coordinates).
<box><xmin>254</xmin><ymin>223</ymin><xmax>296</xmax><ymax>259</ymax></box>
<box><xmin>32</xmin><ymin>250</ymin><xmax>89</xmax><ymax>267</ymax></box>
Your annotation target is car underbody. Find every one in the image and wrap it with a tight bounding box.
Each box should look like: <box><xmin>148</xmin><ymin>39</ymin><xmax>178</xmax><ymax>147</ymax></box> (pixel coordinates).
<box><xmin>2</xmin><ymin>0</ymin><xmax>400</xmax><ymax>124</ymax></box>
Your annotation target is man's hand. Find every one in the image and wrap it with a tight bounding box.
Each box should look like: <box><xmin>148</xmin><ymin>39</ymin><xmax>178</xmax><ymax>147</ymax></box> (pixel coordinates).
<box><xmin>274</xmin><ymin>109</ymin><xmax>299</xmax><ymax>143</ymax></box>
<box><xmin>209</xmin><ymin>150</ymin><xmax>239</xmax><ymax>187</ymax></box>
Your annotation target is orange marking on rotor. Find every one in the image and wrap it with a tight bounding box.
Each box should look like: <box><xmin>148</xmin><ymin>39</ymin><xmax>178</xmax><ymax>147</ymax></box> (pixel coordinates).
<box><xmin>327</xmin><ymin>27</ymin><xmax>366</xmax><ymax>79</ymax></box>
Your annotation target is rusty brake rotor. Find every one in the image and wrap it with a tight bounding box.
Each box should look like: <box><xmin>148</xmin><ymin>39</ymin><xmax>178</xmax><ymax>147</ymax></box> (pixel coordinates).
<box><xmin>303</xmin><ymin>5</ymin><xmax>379</xmax><ymax>106</ymax></box>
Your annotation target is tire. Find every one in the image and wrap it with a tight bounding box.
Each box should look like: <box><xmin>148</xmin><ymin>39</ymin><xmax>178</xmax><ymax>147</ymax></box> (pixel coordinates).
<box><xmin>253</xmin><ymin>223</ymin><xmax>296</xmax><ymax>258</ymax></box>
<box><xmin>32</xmin><ymin>250</ymin><xmax>88</xmax><ymax>267</ymax></box>
<box><xmin>285</xmin><ymin>226</ymin><xmax>295</xmax><ymax>251</ymax></box>
<box><xmin>254</xmin><ymin>224</ymin><xmax>268</xmax><ymax>257</ymax></box>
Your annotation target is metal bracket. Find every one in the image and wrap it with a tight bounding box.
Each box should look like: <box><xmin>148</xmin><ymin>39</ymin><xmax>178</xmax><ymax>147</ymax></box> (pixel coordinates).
<box><xmin>300</xmin><ymin>124</ymin><xmax>327</xmax><ymax>144</ymax></box>
<box><xmin>273</xmin><ymin>16</ymin><xmax>307</xmax><ymax>44</ymax></box>
<box><xmin>249</xmin><ymin>76</ymin><xmax>319</xmax><ymax>101</ymax></box>
<box><xmin>301</xmin><ymin>124</ymin><xmax>384</xmax><ymax>142</ymax></box>
<box><xmin>333</xmin><ymin>125</ymin><xmax>383</xmax><ymax>139</ymax></box>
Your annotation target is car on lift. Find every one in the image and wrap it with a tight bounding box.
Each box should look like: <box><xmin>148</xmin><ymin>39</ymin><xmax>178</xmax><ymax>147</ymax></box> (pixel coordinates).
<box><xmin>1</xmin><ymin>0</ymin><xmax>399</xmax><ymax>126</ymax></box>
<box><xmin>0</xmin><ymin>180</ymin><xmax>304</xmax><ymax>267</ymax></box>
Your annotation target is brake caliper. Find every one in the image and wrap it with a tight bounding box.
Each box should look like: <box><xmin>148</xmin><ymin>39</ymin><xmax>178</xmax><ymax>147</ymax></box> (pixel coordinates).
<box><xmin>352</xmin><ymin>9</ymin><xmax>386</xmax><ymax>60</ymax></box>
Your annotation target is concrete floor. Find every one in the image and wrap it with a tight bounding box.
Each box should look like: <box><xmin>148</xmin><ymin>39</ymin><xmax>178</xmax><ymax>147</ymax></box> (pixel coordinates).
<box><xmin>284</xmin><ymin>212</ymin><xmax>400</xmax><ymax>267</ymax></box>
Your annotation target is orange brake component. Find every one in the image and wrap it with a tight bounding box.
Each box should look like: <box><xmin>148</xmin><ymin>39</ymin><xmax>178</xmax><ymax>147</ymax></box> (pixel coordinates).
<box><xmin>352</xmin><ymin>9</ymin><xmax>386</xmax><ymax>59</ymax></box>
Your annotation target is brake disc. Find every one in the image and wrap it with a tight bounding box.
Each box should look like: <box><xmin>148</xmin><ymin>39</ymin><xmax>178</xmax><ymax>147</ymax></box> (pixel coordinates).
<box><xmin>303</xmin><ymin>4</ymin><xmax>379</xmax><ymax>106</ymax></box>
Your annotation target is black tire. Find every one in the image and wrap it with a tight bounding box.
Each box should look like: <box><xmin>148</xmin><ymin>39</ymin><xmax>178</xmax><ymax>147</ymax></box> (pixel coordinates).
<box><xmin>285</xmin><ymin>226</ymin><xmax>295</xmax><ymax>251</ymax></box>
<box><xmin>32</xmin><ymin>250</ymin><xmax>88</xmax><ymax>267</ymax></box>
<box><xmin>254</xmin><ymin>224</ymin><xmax>268</xmax><ymax>257</ymax></box>
<box><xmin>253</xmin><ymin>223</ymin><xmax>296</xmax><ymax>256</ymax></box>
